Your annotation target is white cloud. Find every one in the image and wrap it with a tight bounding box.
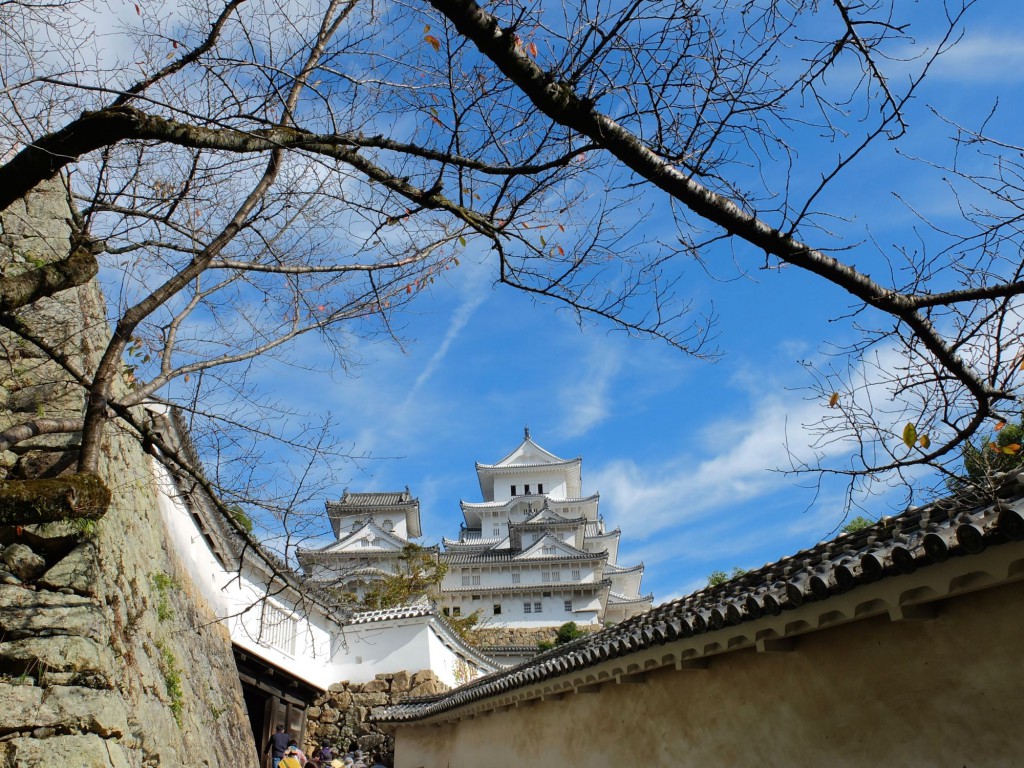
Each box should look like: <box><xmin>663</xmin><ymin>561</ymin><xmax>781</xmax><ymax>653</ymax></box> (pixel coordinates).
<box><xmin>408</xmin><ymin>288</ymin><xmax>487</xmax><ymax>400</ymax></box>
<box><xmin>556</xmin><ymin>339</ymin><xmax>623</xmax><ymax>438</ymax></box>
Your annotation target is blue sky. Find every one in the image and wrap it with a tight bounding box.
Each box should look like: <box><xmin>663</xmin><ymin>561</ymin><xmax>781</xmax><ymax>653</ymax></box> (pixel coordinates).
<box><xmin>70</xmin><ymin>0</ymin><xmax>1022</xmax><ymax>603</ymax></box>
<box><xmin>233</xmin><ymin>0</ymin><xmax>1024</xmax><ymax>604</ymax></box>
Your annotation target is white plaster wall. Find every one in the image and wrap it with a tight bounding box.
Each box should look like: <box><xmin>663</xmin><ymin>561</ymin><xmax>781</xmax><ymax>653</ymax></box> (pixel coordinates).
<box><xmin>394</xmin><ymin>580</ymin><xmax>1024</xmax><ymax>768</ymax></box>
<box><xmin>154</xmin><ymin>456</ymin><xmax>497</xmax><ymax>689</ymax></box>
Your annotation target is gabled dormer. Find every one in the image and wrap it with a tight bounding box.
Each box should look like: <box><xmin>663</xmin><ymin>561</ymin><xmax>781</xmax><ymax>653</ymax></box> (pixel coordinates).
<box><xmin>474</xmin><ymin>429</ymin><xmax>582</xmax><ymax>502</ymax></box>
<box><xmin>321</xmin><ymin>520</ymin><xmax>410</xmax><ymax>554</ymax></box>
<box><xmin>515</xmin><ymin>533</ymin><xmax>601</xmax><ymax>562</ymax></box>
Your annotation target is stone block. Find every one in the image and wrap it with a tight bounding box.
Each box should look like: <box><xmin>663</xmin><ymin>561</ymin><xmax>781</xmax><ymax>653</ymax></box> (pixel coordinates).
<box><xmin>0</xmin><ymin>733</ymin><xmax>118</xmax><ymax>767</ymax></box>
<box><xmin>0</xmin><ymin>636</ymin><xmax>113</xmax><ymax>686</ymax></box>
<box><xmin>0</xmin><ymin>586</ymin><xmax>104</xmax><ymax>641</ymax></box>
<box><xmin>360</xmin><ymin>678</ymin><xmax>388</xmax><ymax>693</ymax></box>
<box><xmin>389</xmin><ymin>670</ymin><xmax>411</xmax><ymax>691</ymax></box>
<box><xmin>410</xmin><ymin>670</ymin><xmax>437</xmax><ymax>687</ymax></box>
<box><xmin>351</xmin><ymin>692</ymin><xmax>388</xmax><ymax>707</ymax></box>
<box><xmin>37</xmin><ymin>542</ymin><xmax>99</xmax><ymax>595</ymax></box>
<box><xmin>409</xmin><ymin>680</ymin><xmax>447</xmax><ymax>697</ymax></box>
<box><xmin>2</xmin><ymin>544</ymin><xmax>47</xmax><ymax>581</ymax></box>
<box><xmin>329</xmin><ymin>691</ymin><xmax>353</xmax><ymax>709</ymax></box>
<box><xmin>42</xmin><ymin>686</ymin><xmax>130</xmax><ymax>737</ymax></box>
<box><xmin>0</xmin><ymin>682</ymin><xmax>44</xmax><ymax>729</ymax></box>
<box><xmin>320</xmin><ymin>708</ymin><xmax>340</xmax><ymax>724</ymax></box>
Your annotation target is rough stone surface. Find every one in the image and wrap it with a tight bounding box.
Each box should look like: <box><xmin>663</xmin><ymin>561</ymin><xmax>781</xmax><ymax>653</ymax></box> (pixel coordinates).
<box><xmin>471</xmin><ymin>625</ymin><xmax>597</xmax><ymax>651</ymax></box>
<box><xmin>2</xmin><ymin>543</ymin><xmax>47</xmax><ymax>581</ymax></box>
<box><xmin>0</xmin><ymin>181</ymin><xmax>257</xmax><ymax>767</ymax></box>
<box><xmin>305</xmin><ymin>670</ymin><xmax>449</xmax><ymax>765</ymax></box>
<box><xmin>36</xmin><ymin>541</ymin><xmax>99</xmax><ymax>595</ymax></box>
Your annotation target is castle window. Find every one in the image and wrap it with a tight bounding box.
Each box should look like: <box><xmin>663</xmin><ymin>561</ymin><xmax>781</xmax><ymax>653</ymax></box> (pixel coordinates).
<box><xmin>551</xmin><ymin>571</ymin><xmax>561</xmax><ymax>582</ymax></box>
<box><xmin>533</xmin><ymin>601</ymin><xmax>542</xmax><ymax>613</ymax></box>
<box><xmin>572</xmin><ymin>569</ymin><xmax>581</xmax><ymax>580</ymax></box>
<box><xmin>383</xmin><ymin>518</ymin><xmax>393</xmax><ymax>531</ymax></box>
<box><xmin>511</xmin><ymin>485</ymin><xmax>517</xmax><ymax>496</ymax></box>
<box><xmin>511</xmin><ymin>572</ymin><xmax>521</xmax><ymax>584</ymax></box>
<box><xmin>564</xmin><ymin>600</ymin><xmax>572</xmax><ymax>612</ymax></box>
<box><xmin>493</xmin><ymin>604</ymin><xmax>502</xmax><ymax>615</ymax></box>
<box><xmin>462</xmin><ymin>575</ymin><xmax>471</xmax><ymax>586</ymax></box>
<box><xmin>493</xmin><ymin>525</ymin><xmax>501</xmax><ymax>536</ymax></box>
<box><xmin>542</xmin><ymin>546</ymin><xmax>555</xmax><ymax>556</ymax></box>
<box><xmin>258</xmin><ymin>602</ymin><xmax>297</xmax><ymax>656</ymax></box>
<box><xmin>523</xmin><ymin>602</ymin><xmax>532</xmax><ymax>614</ymax></box>
<box><xmin>452</xmin><ymin>606</ymin><xmax>462</xmax><ymax>617</ymax></box>
<box><xmin>524</xmin><ymin>484</ymin><xmax>531</xmax><ymax>494</ymax></box>
<box><xmin>537</xmin><ymin>483</ymin><xmax>544</xmax><ymax>494</ymax></box>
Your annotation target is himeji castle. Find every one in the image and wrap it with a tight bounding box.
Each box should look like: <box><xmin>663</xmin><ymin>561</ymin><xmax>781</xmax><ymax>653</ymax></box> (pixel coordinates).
<box><xmin>297</xmin><ymin>488</ymin><xmax>437</xmax><ymax>600</ymax></box>
<box><xmin>436</xmin><ymin>430</ymin><xmax>652</xmax><ymax>627</ymax></box>
<box><xmin>300</xmin><ymin>431</ymin><xmax>652</xmax><ymax>629</ymax></box>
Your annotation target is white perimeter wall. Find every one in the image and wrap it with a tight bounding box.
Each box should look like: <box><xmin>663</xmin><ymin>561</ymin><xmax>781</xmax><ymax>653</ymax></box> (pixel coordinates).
<box><xmin>153</xmin><ymin>456</ymin><xmax>492</xmax><ymax>688</ymax></box>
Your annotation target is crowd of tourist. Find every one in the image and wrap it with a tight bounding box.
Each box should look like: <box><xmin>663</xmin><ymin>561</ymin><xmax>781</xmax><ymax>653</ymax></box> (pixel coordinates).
<box><xmin>264</xmin><ymin>725</ymin><xmax>389</xmax><ymax>768</ymax></box>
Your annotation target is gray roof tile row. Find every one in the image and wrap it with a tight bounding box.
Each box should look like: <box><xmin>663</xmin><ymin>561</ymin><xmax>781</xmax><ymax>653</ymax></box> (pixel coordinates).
<box><xmin>373</xmin><ymin>477</ymin><xmax>1024</xmax><ymax>723</ymax></box>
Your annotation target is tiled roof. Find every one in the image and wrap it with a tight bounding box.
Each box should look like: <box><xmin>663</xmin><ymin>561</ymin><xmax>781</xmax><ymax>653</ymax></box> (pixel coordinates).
<box><xmin>515</xmin><ymin>515</ymin><xmax>587</xmax><ymax>527</ymax></box>
<box><xmin>462</xmin><ymin>493</ymin><xmax>599</xmax><ymax>509</ymax></box>
<box><xmin>604</xmin><ymin>562</ymin><xmax>644</xmax><ymax>574</ymax></box>
<box><xmin>441</xmin><ymin>579</ymin><xmax>611</xmax><ymax>595</ymax></box>
<box><xmin>373</xmin><ymin>478</ymin><xmax>1024</xmax><ymax>724</ymax></box>
<box><xmin>348</xmin><ymin>604</ymin><xmax>434</xmax><ymax>624</ymax></box>
<box><xmin>607</xmin><ymin>591</ymin><xmax>654</xmax><ymax>604</ymax></box>
<box><xmin>337</xmin><ymin>489</ymin><xmax>413</xmax><ymax>507</ymax></box>
<box><xmin>441</xmin><ymin>550</ymin><xmax>604</xmax><ymax>564</ymax></box>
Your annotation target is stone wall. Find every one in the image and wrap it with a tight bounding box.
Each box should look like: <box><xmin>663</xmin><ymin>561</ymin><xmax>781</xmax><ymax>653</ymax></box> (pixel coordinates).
<box><xmin>0</xmin><ymin>182</ymin><xmax>257</xmax><ymax>766</ymax></box>
<box><xmin>305</xmin><ymin>671</ymin><xmax>448</xmax><ymax>763</ymax></box>
<box><xmin>471</xmin><ymin>624</ymin><xmax>598</xmax><ymax>650</ymax></box>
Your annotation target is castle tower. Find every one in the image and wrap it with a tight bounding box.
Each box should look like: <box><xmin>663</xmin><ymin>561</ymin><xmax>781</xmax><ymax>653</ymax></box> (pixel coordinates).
<box><xmin>436</xmin><ymin>430</ymin><xmax>652</xmax><ymax>627</ymax></box>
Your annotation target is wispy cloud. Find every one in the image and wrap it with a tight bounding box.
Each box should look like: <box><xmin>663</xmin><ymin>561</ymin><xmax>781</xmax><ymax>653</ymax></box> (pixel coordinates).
<box><xmin>557</xmin><ymin>340</ymin><xmax>624</xmax><ymax>438</ymax></box>
<box><xmin>408</xmin><ymin>289</ymin><xmax>487</xmax><ymax>400</ymax></box>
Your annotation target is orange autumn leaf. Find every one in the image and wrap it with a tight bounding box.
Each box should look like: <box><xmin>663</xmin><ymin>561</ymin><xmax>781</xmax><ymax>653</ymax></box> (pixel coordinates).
<box><xmin>424</xmin><ymin>34</ymin><xmax>441</xmax><ymax>51</ymax></box>
<box><xmin>828</xmin><ymin>392</ymin><xmax>839</xmax><ymax>408</ymax></box>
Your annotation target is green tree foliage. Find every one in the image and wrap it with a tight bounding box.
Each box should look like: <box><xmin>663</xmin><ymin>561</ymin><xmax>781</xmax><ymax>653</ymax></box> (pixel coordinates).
<box><xmin>842</xmin><ymin>516</ymin><xmax>874</xmax><ymax>534</ymax></box>
<box><xmin>359</xmin><ymin>544</ymin><xmax>447</xmax><ymax>611</ymax></box>
<box><xmin>707</xmin><ymin>567</ymin><xmax>748</xmax><ymax>587</ymax></box>
<box><xmin>960</xmin><ymin>421</ymin><xmax>1024</xmax><ymax>482</ymax></box>
<box><xmin>537</xmin><ymin>621</ymin><xmax>588</xmax><ymax>652</ymax></box>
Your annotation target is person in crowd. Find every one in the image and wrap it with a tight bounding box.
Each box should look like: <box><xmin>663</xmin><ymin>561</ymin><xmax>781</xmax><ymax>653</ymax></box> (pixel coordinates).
<box><xmin>264</xmin><ymin>725</ymin><xmax>290</xmax><ymax>767</ymax></box>
<box><xmin>311</xmin><ymin>738</ymin><xmax>335</xmax><ymax>767</ymax></box>
<box><xmin>280</xmin><ymin>746</ymin><xmax>304</xmax><ymax>768</ymax></box>
<box><xmin>287</xmin><ymin>739</ymin><xmax>308</xmax><ymax>765</ymax></box>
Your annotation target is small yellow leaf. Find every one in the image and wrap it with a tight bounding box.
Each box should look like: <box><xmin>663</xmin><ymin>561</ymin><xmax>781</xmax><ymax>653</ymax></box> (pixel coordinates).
<box><xmin>424</xmin><ymin>34</ymin><xmax>441</xmax><ymax>51</ymax></box>
<box><xmin>919</xmin><ymin>434</ymin><xmax>930</xmax><ymax>449</ymax></box>
<box><xmin>1003</xmin><ymin>443</ymin><xmax>1022</xmax><ymax>455</ymax></box>
<box><xmin>902</xmin><ymin>422</ymin><xmax>917</xmax><ymax>449</ymax></box>
<box><xmin>459</xmin><ymin>236</ymin><xmax>467</xmax><ymax>247</ymax></box>
<box><xmin>828</xmin><ymin>392</ymin><xmax>839</xmax><ymax>408</ymax></box>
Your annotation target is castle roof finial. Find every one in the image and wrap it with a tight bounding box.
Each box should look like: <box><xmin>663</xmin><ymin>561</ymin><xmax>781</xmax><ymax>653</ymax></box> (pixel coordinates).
<box><xmin>524</xmin><ymin>425</ymin><xmax>531</xmax><ymax>440</ymax></box>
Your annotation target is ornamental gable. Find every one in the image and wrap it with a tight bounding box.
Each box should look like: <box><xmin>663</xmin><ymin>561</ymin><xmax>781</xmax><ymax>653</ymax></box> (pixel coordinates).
<box><xmin>516</xmin><ymin>533</ymin><xmax>594</xmax><ymax>561</ymax></box>
<box><xmin>321</xmin><ymin>521</ymin><xmax>409</xmax><ymax>553</ymax></box>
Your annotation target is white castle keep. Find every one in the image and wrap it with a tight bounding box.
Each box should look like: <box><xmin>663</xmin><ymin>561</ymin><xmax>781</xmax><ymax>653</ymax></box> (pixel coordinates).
<box><xmin>300</xmin><ymin>431</ymin><xmax>652</xmax><ymax>628</ymax></box>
